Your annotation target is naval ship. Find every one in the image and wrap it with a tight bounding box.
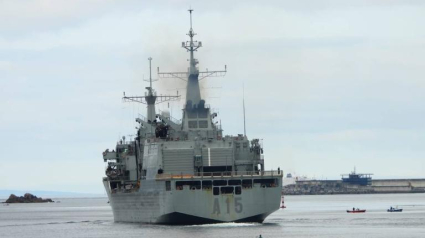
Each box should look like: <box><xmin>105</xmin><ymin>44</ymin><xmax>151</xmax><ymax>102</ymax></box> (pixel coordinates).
<box><xmin>102</xmin><ymin>9</ymin><xmax>283</xmax><ymax>224</ymax></box>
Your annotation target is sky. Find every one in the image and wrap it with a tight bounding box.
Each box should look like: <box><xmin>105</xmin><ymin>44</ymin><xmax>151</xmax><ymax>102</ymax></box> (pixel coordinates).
<box><xmin>1</xmin><ymin>0</ymin><xmax>424</xmax><ymax>194</ymax></box>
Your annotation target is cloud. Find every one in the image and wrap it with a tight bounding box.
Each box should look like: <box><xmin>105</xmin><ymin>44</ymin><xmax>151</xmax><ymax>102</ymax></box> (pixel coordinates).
<box><xmin>0</xmin><ymin>0</ymin><xmax>121</xmax><ymax>34</ymax></box>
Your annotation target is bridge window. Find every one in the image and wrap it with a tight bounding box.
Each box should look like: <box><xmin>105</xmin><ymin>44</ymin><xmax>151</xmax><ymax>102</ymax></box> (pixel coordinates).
<box><xmin>235</xmin><ymin>186</ymin><xmax>242</xmax><ymax>195</ymax></box>
<box><xmin>242</xmin><ymin>179</ymin><xmax>252</xmax><ymax>188</ymax></box>
<box><xmin>202</xmin><ymin>180</ymin><xmax>212</xmax><ymax>190</ymax></box>
<box><xmin>203</xmin><ymin>166</ymin><xmax>232</xmax><ymax>173</ymax></box>
<box><xmin>254</xmin><ymin>178</ymin><xmax>278</xmax><ymax>187</ymax></box>
<box><xmin>213</xmin><ymin>180</ymin><xmax>227</xmax><ymax>186</ymax></box>
<box><xmin>188</xmin><ymin>121</ymin><xmax>198</xmax><ymax>129</ymax></box>
<box><xmin>199</xmin><ymin>120</ymin><xmax>208</xmax><ymax>128</ymax></box>
<box><xmin>228</xmin><ymin>180</ymin><xmax>241</xmax><ymax>185</ymax></box>
<box><xmin>213</xmin><ymin>187</ymin><xmax>219</xmax><ymax>195</ymax></box>
<box><xmin>176</xmin><ymin>180</ymin><xmax>201</xmax><ymax>190</ymax></box>
<box><xmin>221</xmin><ymin>186</ymin><xmax>234</xmax><ymax>194</ymax></box>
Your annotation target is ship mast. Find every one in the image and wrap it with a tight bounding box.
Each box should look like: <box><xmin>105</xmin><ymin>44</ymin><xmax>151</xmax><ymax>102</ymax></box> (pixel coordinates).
<box><xmin>243</xmin><ymin>83</ymin><xmax>246</xmax><ymax>136</ymax></box>
<box><xmin>157</xmin><ymin>9</ymin><xmax>227</xmax><ymax>107</ymax></box>
<box><xmin>182</xmin><ymin>8</ymin><xmax>202</xmax><ymax>105</ymax></box>
<box><xmin>145</xmin><ymin>57</ymin><xmax>156</xmax><ymax>122</ymax></box>
<box><xmin>123</xmin><ymin>57</ymin><xmax>179</xmax><ymax>123</ymax></box>
<box><xmin>185</xmin><ymin>9</ymin><xmax>200</xmax><ymax>76</ymax></box>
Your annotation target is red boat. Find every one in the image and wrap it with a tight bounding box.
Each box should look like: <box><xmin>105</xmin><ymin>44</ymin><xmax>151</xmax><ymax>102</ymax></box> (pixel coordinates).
<box><xmin>347</xmin><ymin>209</ymin><xmax>366</xmax><ymax>213</ymax></box>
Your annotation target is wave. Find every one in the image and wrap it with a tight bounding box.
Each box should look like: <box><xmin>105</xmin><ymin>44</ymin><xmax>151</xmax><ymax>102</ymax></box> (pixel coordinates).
<box><xmin>186</xmin><ymin>222</ymin><xmax>260</xmax><ymax>228</ymax></box>
<box><xmin>0</xmin><ymin>220</ymin><xmax>109</xmax><ymax>228</ymax></box>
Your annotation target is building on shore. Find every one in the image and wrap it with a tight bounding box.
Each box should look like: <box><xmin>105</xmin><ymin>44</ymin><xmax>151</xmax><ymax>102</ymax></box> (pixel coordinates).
<box><xmin>283</xmin><ymin>170</ymin><xmax>425</xmax><ymax>195</ymax></box>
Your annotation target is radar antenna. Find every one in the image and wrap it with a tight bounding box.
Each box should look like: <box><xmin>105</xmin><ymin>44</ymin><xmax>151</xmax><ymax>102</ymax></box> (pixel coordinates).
<box><xmin>123</xmin><ymin>57</ymin><xmax>180</xmax><ymax>122</ymax></box>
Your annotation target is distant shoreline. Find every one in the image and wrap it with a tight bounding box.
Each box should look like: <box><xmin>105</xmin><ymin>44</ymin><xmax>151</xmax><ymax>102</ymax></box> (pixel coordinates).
<box><xmin>0</xmin><ymin>190</ymin><xmax>106</xmax><ymax>199</ymax></box>
<box><xmin>283</xmin><ymin>178</ymin><xmax>425</xmax><ymax>195</ymax></box>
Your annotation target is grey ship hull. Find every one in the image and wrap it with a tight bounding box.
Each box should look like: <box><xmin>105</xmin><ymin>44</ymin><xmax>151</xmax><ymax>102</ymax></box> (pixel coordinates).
<box><xmin>103</xmin><ymin>178</ymin><xmax>281</xmax><ymax>224</ymax></box>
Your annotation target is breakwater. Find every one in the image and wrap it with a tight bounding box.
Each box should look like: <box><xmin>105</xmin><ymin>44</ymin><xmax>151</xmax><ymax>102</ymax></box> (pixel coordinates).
<box><xmin>283</xmin><ymin>179</ymin><xmax>425</xmax><ymax>195</ymax></box>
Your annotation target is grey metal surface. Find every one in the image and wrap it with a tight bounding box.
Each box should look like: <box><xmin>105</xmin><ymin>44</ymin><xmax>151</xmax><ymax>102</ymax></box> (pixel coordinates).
<box><xmin>104</xmin><ymin>177</ymin><xmax>281</xmax><ymax>223</ymax></box>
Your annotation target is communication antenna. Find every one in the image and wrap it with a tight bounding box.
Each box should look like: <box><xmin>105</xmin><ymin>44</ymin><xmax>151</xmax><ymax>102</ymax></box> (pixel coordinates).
<box><xmin>189</xmin><ymin>8</ymin><xmax>193</xmax><ymax>29</ymax></box>
<box><xmin>123</xmin><ymin>57</ymin><xmax>180</xmax><ymax>123</ymax></box>
<box><xmin>144</xmin><ymin>57</ymin><xmax>158</xmax><ymax>88</ymax></box>
<box><xmin>243</xmin><ymin>82</ymin><xmax>246</xmax><ymax>137</ymax></box>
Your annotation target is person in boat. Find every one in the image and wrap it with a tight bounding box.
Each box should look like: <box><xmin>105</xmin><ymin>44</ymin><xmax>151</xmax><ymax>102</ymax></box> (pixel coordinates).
<box><xmin>353</xmin><ymin>207</ymin><xmax>355</xmax><ymax>211</ymax></box>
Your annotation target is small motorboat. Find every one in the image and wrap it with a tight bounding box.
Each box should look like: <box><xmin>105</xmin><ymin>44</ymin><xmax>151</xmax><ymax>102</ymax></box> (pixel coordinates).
<box><xmin>347</xmin><ymin>209</ymin><xmax>366</xmax><ymax>213</ymax></box>
<box><xmin>387</xmin><ymin>207</ymin><xmax>403</xmax><ymax>212</ymax></box>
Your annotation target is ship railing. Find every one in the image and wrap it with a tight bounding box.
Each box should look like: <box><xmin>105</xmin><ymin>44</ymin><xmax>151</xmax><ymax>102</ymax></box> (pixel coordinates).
<box><xmin>106</xmin><ymin>176</ymin><xmax>131</xmax><ymax>182</ymax></box>
<box><xmin>168</xmin><ymin>117</ymin><xmax>181</xmax><ymax>125</ymax></box>
<box><xmin>105</xmin><ymin>177</ymin><xmax>141</xmax><ymax>194</ymax></box>
<box><xmin>156</xmin><ymin>170</ymin><xmax>283</xmax><ymax>180</ymax></box>
<box><xmin>157</xmin><ymin>109</ymin><xmax>181</xmax><ymax>125</ymax></box>
<box><xmin>116</xmin><ymin>141</ymin><xmax>135</xmax><ymax>146</ymax></box>
<box><xmin>137</xmin><ymin>113</ymin><xmax>147</xmax><ymax>122</ymax></box>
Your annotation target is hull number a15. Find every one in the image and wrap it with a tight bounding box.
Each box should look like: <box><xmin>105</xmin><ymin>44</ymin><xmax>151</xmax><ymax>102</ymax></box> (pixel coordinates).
<box><xmin>213</xmin><ymin>197</ymin><xmax>243</xmax><ymax>214</ymax></box>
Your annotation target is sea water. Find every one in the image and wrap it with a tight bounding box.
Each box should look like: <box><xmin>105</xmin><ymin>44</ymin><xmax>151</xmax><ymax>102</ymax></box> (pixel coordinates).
<box><xmin>1</xmin><ymin>193</ymin><xmax>424</xmax><ymax>238</ymax></box>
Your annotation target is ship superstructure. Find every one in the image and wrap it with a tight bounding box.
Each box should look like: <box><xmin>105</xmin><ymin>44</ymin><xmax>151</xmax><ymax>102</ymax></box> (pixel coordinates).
<box><xmin>102</xmin><ymin>9</ymin><xmax>283</xmax><ymax>224</ymax></box>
